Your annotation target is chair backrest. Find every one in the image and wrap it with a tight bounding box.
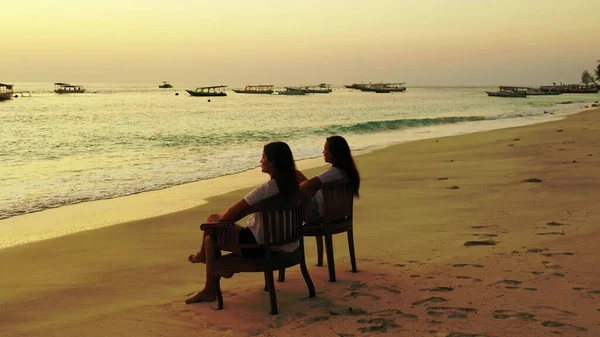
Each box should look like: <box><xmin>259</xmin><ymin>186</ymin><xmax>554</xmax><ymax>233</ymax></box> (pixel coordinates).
<box><xmin>249</xmin><ymin>191</ymin><xmax>304</xmax><ymax>248</ymax></box>
<box><xmin>320</xmin><ymin>180</ymin><xmax>354</xmax><ymax>223</ymax></box>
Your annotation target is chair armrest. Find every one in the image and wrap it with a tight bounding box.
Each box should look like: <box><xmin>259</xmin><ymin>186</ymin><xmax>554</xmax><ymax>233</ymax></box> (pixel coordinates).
<box><xmin>200</xmin><ymin>220</ymin><xmax>235</xmax><ymax>231</ymax></box>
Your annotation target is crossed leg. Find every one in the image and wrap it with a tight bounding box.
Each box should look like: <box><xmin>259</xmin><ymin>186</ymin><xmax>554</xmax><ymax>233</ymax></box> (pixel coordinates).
<box><xmin>186</xmin><ymin>214</ymin><xmax>243</xmax><ymax>304</ymax></box>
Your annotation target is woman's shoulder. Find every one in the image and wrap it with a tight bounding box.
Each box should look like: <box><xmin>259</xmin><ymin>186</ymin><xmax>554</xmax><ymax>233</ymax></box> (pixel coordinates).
<box><xmin>317</xmin><ymin>166</ymin><xmax>347</xmax><ymax>182</ymax></box>
<box><xmin>245</xmin><ymin>180</ymin><xmax>280</xmax><ymax>205</ymax></box>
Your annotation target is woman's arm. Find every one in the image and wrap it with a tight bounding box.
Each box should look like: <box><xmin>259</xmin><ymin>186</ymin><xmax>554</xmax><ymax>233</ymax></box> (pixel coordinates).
<box><xmin>219</xmin><ymin>199</ymin><xmax>251</xmax><ymax>222</ymax></box>
<box><xmin>299</xmin><ymin>176</ymin><xmax>322</xmax><ymax>195</ymax></box>
<box><xmin>296</xmin><ymin>170</ymin><xmax>308</xmax><ymax>183</ymax></box>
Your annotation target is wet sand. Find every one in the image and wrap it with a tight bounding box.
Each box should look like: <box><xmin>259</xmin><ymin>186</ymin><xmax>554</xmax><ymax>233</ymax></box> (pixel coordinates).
<box><xmin>1</xmin><ymin>108</ymin><xmax>600</xmax><ymax>337</ymax></box>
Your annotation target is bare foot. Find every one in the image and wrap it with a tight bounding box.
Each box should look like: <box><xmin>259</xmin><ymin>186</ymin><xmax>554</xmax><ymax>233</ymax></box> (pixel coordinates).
<box><xmin>188</xmin><ymin>252</ymin><xmax>205</xmax><ymax>264</ymax></box>
<box><xmin>185</xmin><ymin>291</ymin><xmax>216</xmax><ymax>304</ymax></box>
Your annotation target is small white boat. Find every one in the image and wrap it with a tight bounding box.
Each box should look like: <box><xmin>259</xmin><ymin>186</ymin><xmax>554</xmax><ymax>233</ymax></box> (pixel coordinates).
<box><xmin>54</xmin><ymin>82</ymin><xmax>86</xmax><ymax>94</ymax></box>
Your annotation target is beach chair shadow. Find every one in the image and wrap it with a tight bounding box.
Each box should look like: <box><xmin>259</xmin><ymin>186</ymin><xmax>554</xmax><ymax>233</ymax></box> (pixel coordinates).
<box><xmin>200</xmin><ymin>192</ymin><xmax>316</xmax><ymax>315</ymax></box>
<box><xmin>302</xmin><ymin>180</ymin><xmax>357</xmax><ymax>282</ymax></box>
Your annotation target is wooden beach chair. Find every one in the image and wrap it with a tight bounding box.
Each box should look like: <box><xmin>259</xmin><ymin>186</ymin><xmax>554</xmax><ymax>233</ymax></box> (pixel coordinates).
<box><xmin>303</xmin><ymin>180</ymin><xmax>357</xmax><ymax>282</ymax></box>
<box><xmin>200</xmin><ymin>192</ymin><xmax>316</xmax><ymax>315</ymax></box>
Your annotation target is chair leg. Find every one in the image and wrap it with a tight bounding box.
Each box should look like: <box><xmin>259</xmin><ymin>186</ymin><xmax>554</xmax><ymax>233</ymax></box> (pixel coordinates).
<box><xmin>324</xmin><ymin>234</ymin><xmax>336</xmax><ymax>282</ymax></box>
<box><xmin>300</xmin><ymin>258</ymin><xmax>316</xmax><ymax>298</ymax></box>
<box><xmin>264</xmin><ymin>271</ymin><xmax>278</xmax><ymax>315</ymax></box>
<box><xmin>347</xmin><ymin>230</ymin><xmax>357</xmax><ymax>273</ymax></box>
<box><xmin>263</xmin><ymin>273</ymin><xmax>269</xmax><ymax>292</ymax></box>
<box><xmin>215</xmin><ymin>276</ymin><xmax>224</xmax><ymax>310</ymax></box>
<box><xmin>278</xmin><ymin>268</ymin><xmax>285</xmax><ymax>282</ymax></box>
<box><xmin>316</xmin><ymin>235</ymin><xmax>324</xmax><ymax>266</ymax></box>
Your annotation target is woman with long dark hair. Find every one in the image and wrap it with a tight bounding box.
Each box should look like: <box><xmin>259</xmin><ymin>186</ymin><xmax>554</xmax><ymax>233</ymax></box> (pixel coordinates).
<box><xmin>301</xmin><ymin>136</ymin><xmax>360</xmax><ymax>220</ymax></box>
<box><xmin>186</xmin><ymin>141</ymin><xmax>306</xmax><ymax>304</ymax></box>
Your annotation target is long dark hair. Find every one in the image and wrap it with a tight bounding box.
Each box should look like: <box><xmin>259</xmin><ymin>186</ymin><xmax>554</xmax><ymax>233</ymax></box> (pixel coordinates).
<box><xmin>263</xmin><ymin>142</ymin><xmax>299</xmax><ymax>197</ymax></box>
<box><xmin>327</xmin><ymin>136</ymin><xmax>360</xmax><ymax>198</ymax></box>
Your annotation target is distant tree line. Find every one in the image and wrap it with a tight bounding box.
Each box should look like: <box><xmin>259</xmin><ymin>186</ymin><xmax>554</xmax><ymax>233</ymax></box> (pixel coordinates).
<box><xmin>581</xmin><ymin>63</ymin><xmax>600</xmax><ymax>88</ymax></box>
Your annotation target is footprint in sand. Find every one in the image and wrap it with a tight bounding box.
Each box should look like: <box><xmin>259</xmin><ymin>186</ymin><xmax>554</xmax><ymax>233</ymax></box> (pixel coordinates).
<box><xmin>456</xmin><ymin>276</ymin><xmax>483</xmax><ymax>282</ymax></box>
<box><xmin>470</xmin><ymin>225</ymin><xmax>498</xmax><ymax>229</ymax></box>
<box><xmin>372</xmin><ymin>285</ymin><xmax>401</xmax><ymax>294</ymax></box>
<box><xmin>531</xmin><ymin>271</ymin><xmax>544</xmax><ymax>275</ymax></box>
<box><xmin>526</xmin><ymin>248</ymin><xmax>544</xmax><ymax>253</ymax></box>
<box><xmin>534</xmin><ymin>306</ymin><xmax>577</xmax><ymax>318</ymax></box>
<box><xmin>464</xmin><ymin>240</ymin><xmax>497</xmax><ymax>246</ymax></box>
<box><xmin>493</xmin><ymin>309</ymin><xmax>536</xmax><ymax>322</ymax></box>
<box><xmin>356</xmin><ymin>318</ymin><xmax>399</xmax><ymax>333</ymax></box>
<box><xmin>446</xmin><ymin>333</ymin><xmax>494</xmax><ymax>337</ymax></box>
<box><xmin>342</xmin><ymin>292</ymin><xmax>381</xmax><ymax>301</ymax></box>
<box><xmin>427</xmin><ymin>307</ymin><xmax>477</xmax><ymax>319</ymax></box>
<box><xmin>329</xmin><ymin>306</ymin><xmax>368</xmax><ymax>316</ymax></box>
<box><xmin>536</xmin><ymin>232</ymin><xmax>566</xmax><ymax>236</ymax></box>
<box><xmin>524</xmin><ymin>288</ymin><xmax>538</xmax><ymax>291</ymax></box>
<box><xmin>473</xmin><ymin>233</ymin><xmax>498</xmax><ymax>238</ymax></box>
<box><xmin>372</xmin><ymin>309</ymin><xmax>418</xmax><ymax>319</ymax></box>
<box><xmin>305</xmin><ymin>316</ymin><xmax>330</xmax><ymax>324</ymax></box>
<box><xmin>348</xmin><ymin>281</ymin><xmax>367</xmax><ymax>291</ymax></box>
<box><xmin>412</xmin><ymin>297</ymin><xmax>448</xmax><ymax>306</ymax></box>
<box><xmin>489</xmin><ymin>279</ymin><xmax>522</xmax><ymax>286</ymax></box>
<box><xmin>541</xmin><ymin>252</ymin><xmax>574</xmax><ymax>257</ymax></box>
<box><xmin>550</xmin><ymin>272</ymin><xmax>566</xmax><ymax>277</ymax></box>
<box><xmin>587</xmin><ymin>290</ymin><xmax>600</xmax><ymax>294</ymax></box>
<box><xmin>541</xmin><ymin>321</ymin><xmax>587</xmax><ymax>332</ymax></box>
<box><xmin>546</xmin><ymin>221</ymin><xmax>569</xmax><ymax>226</ymax></box>
<box><xmin>426</xmin><ymin>286</ymin><xmax>454</xmax><ymax>292</ymax></box>
<box><xmin>546</xmin><ymin>264</ymin><xmax>562</xmax><ymax>269</ymax></box>
<box><xmin>410</xmin><ymin>274</ymin><xmax>421</xmax><ymax>278</ymax></box>
<box><xmin>453</xmin><ymin>263</ymin><xmax>484</xmax><ymax>268</ymax></box>
<box><xmin>393</xmin><ymin>263</ymin><xmax>407</xmax><ymax>267</ymax></box>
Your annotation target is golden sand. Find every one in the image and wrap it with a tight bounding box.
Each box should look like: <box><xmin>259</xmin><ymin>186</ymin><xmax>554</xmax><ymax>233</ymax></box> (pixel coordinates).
<box><xmin>1</xmin><ymin>109</ymin><xmax>599</xmax><ymax>336</ymax></box>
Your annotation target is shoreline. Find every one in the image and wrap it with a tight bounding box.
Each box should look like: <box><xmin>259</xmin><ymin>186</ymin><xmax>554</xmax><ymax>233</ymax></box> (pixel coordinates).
<box><xmin>1</xmin><ymin>108</ymin><xmax>599</xmax><ymax>336</ymax></box>
<box><xmin>0</xmin><ymin>103</ymin><xmax>596</xmax><ymax>249</ymax></box>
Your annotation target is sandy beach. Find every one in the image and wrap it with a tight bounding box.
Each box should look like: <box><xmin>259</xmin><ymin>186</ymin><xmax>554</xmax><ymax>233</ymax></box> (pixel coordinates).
<box><xmin>1</xmin><ymin>108</ymin><xmax>600</xmax><ymax>337</ymax></box>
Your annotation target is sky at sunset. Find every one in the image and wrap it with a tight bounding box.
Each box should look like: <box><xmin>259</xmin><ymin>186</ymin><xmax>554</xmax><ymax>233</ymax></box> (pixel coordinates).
<box><xmin>2</xmin><ymin>0</ymin><xmax>599</xmax><ymax>86</ymax></box>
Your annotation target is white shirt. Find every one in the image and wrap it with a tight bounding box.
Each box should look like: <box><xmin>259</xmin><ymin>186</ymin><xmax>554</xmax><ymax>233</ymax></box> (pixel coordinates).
<box><xmin>315</xmin><ymin>167</ymin><xmax>348</xmax><ymax>214</ymax></box>
<box><xmin>244</xmin><ymin>180</ymin><xmax>298</xmax><ymax>252</ymax></box>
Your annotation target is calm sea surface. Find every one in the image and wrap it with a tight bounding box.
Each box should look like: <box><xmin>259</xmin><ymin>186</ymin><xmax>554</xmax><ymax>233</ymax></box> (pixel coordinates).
<box><xmin>1</xmin><ymin>83</ymin><xmax>598</xmax><ymax>220</ymax></box>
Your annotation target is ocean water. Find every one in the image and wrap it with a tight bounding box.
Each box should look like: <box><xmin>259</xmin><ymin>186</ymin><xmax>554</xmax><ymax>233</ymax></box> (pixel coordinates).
<box><xmin>1</xmin><ymin>83</ymin><xmax>598</xmax><ymax>220</ymax></box>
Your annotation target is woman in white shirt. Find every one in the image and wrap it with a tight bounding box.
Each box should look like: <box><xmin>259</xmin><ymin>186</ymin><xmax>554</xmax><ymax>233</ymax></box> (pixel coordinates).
<box><xmin>300</xmin><ymin>136</ymin><xmax>360</xmax><ymax>221</ymax></box>
<box><xmin>186</xmin><ymin>141</ymin><xmax>306</xmax><ymax>304</ymax></box>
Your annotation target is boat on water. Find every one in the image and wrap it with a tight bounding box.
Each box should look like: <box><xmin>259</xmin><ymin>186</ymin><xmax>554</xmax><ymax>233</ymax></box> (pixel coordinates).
<box><xmin>159</xmin><ymin>81</ymin><xmax>173</xmax><ymax>89</ymax></box>
<box><xmin>232</xmin><ymin>85</ymin><xmax>274</xmax><ymax>94</ymax></box>
<box><xmin>497</xmin><ymin>86</ymin><xmax>561</xmax><ymax>96</ymax></box>
<box><xmin>486</xmin><ymin>86</ymin><xmax>527</xmax><ymax>97</ymax></box>
<box><xmin>526</xmin><ymin>88</ymin><xmax>562</xmax><ymax>95</ymax></box>
<box><xmin>277</xmin><ymin>88</ymin><xmax>306</xmax><ymax>95</ymax></box>
<box><xmin>374</xmin><ymin>82</ymin><xmax>407</xmax><ymax>93</ymax></box>
<box><xmin>357</xmin><ymin>82</ymin><xmax>407</xmax><ymax>92</ymax></box>
<box><xmin>186</xmin><ymin>85</ymin><xmax>227</xmax><ymax>97</ymax></box>
<box><xmin>54</xmin><ymin>83</ymin><xmax>86</xmax><ymax>94</ymax></box>
<box><xmin>287</xmin><ymin>83</ymin><xmax>332</xmax><ymax>94</ymax></box>
<box><xmin>539</xmin><ymin>84</ymin><xmax>598</xmax><ymax>94</ymax></box>
<box><xmin>0</xmin><ymin>83</ymin><xmax>14</xmax><ymax>101</ymax></box>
